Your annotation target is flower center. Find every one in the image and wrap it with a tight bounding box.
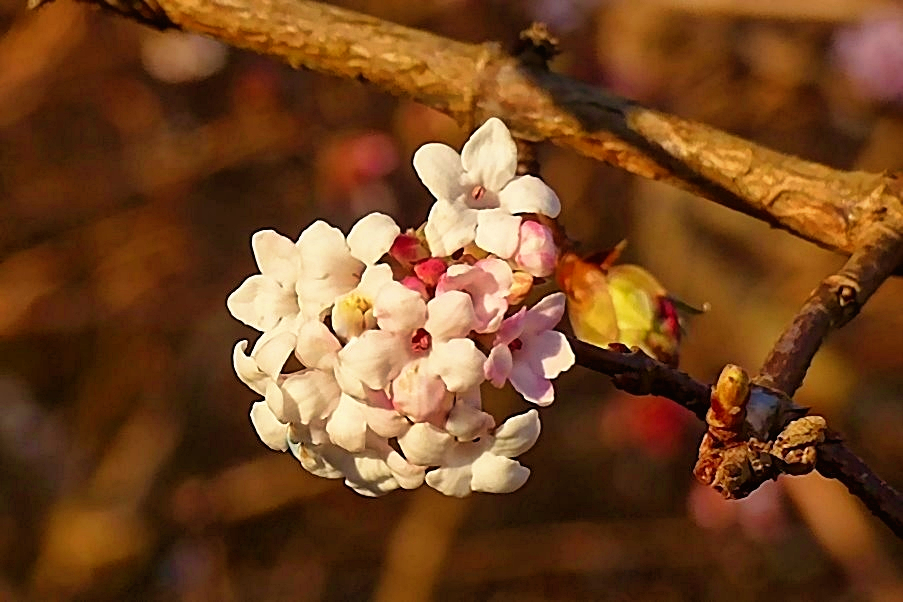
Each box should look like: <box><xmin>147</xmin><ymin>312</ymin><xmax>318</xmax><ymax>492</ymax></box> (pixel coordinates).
<box><xmin>471</xmin><ymin>185</ymin><xmax>486</xmax><ymax>201</ymax></box>
<box><xmin>508</xmin><ymin>338</ymin><xmax>523</xmax><ymax>351</ymax></box>
<box><xmin>411</xmin><ymin>328</ymin><xmax>432</xmax><ymax>353</ymax></box>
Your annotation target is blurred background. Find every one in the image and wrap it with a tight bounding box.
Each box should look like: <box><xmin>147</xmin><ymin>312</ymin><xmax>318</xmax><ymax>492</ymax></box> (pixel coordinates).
<box><xmin>1</xmin><ymin>0</ymin><xmax>902</xmax><ymax>599</ymax></box>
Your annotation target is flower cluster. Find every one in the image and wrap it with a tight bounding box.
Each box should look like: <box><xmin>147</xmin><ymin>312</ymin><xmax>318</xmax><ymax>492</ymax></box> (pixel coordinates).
<box><xmin>227</xmin><ymin>118</ymin><xmax>574</xmax><ymax>497</ymax></box>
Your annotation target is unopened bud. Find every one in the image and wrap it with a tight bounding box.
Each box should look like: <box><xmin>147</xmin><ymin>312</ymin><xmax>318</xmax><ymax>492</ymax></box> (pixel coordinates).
<box><xmin>514</xmin><ymin>220</ymin><xmax>557</xmax><ymax>277</ymax></box>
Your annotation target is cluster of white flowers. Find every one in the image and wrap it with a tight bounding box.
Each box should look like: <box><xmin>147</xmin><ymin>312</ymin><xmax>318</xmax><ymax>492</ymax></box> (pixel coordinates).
<box><xmin>227</xmin><ymin>118</ymin><xmax>575</xmax><ymax>497</ymax></box>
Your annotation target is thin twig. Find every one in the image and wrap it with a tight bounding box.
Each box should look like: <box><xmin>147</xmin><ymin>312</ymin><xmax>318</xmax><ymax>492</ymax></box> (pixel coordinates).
<box><xmin>34</xmin><ymin>0</ymin><xmax>903</xmax><ymax>266</ymax></box>
<box><xmin>757</xmin><ymin>223</ymin><xmax>903</xmax><ymax>396</ymax></box>
<box><xmin>568</xmin><ymin>337</ymin><xmax>710</xmax><ymax>420</ymax></box>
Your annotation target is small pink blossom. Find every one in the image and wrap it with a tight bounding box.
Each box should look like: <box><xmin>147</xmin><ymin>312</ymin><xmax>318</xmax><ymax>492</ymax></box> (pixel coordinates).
<box><xmin>436</xmin><ymin>257</ymin><xmax>512</xmax><ymax>333</ymax></box>
<box><xmin>484</xmin><ymin>293</ymin><xmax>575</xmax><ymax>406</ymax></box>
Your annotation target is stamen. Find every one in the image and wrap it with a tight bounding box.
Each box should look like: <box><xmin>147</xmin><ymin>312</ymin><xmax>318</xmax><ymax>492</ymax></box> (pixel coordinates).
<box><xmin>411</xmin><ymin>328</ymin><xmax>431</xmax><ymax>353</ymax></box>
<box><xmin>471</xmin><ymin>185</ymin><xmax>486</xmax><ymax>200</ymax></box>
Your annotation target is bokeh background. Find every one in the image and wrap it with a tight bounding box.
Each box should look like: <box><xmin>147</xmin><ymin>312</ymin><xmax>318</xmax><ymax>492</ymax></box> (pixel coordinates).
<box><xmin>1</xmin><ymin>0</ymin><xmax>902</xmax><ymax>599</ymax></box>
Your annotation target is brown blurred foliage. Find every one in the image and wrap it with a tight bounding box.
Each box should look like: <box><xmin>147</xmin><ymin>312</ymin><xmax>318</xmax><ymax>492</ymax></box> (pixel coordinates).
<box><xmin>0</xmin><ymin>0</ymin><xmax>901</xmax><ymax>600</ymax></box>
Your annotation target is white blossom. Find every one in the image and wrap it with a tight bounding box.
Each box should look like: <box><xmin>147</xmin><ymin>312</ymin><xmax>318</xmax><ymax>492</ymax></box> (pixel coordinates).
<box><xmin>414</xmin><ymin>118</ymin><xmax>560</xmax><ymax>257</ymax></box>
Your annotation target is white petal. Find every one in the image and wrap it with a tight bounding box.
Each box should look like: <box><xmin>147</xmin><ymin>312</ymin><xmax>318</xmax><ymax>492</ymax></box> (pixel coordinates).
<box><xmin>227</xmin><ymin>275</ymin><xmax>297</xmax><ymax>332</ymax></box>
<box><xmin>524</xmin><ymin>293</ymin><xmax>567</xmax><ymax>334</ymax></box>
<box><xmin>498</xmin><ymin>175</ymin><xmax>561</xmax><ymax>217</ymax></box>
<box><xmin>385</xmin><ymin>450</ymin><xmax>426</xmax><ymax>489</ymax></box>
<box><xmin>373</xmin><ymin>280</ymin><xmax>427</xmax><ymax>334</ymax></box>
<box><xmin>345</xmin><ymin>453</ymin><xmax>400</xmax><ymax>496</ymax></box>
<box><xmin>357</xmin><ymin>263</ymin><xmax>394</xmax><ymax>300</ymax></box>
<box><xmin>296</xmin><ymin>221</ymin><xmax>363</xmax><ymax>313</ymax></box>
<box><xmin>326</xmin><ymin>394</ymin><xmax>368</xmax><ymax>452</ymax></box>
<box><xmin>361</xmin><ymin>402</ymin><xmax>410</xmax><ymax>439</ymax></box>
<box><xmin>347</xmin><ymin>213</ymin><xmax>401</xmax><ymax>265</ymax></box>
<box><xmin>461</xmin><ymin>118</ymin><xmax>517</xmax><ymax>192</ymax></box>
<box><xmin>337</xmin><ymin>330</ymin><xmax>409</xmax><ymax>389</ymax></box>
<box><xmin>425</xmin><ymin>290</ymin><xmax>476</xmax><ymax>341</ymax></box>
<box><xmin>233</xmin><ymin>340</ymin><xmax>268</xmax><ymax>395</ymax></box>
<box><xmin>251</xmin><ymin>229</ymin><xmax>298</xmax><ymax>284</ymax></box>
<box><xmin>470</xmin><ymin>453</ymin><xmax>530</xmax><ymax>493</ymax></box>
<box><xmin>413</xmin><ymin>143</ymin><xmax>467</xmax><ymax>201</ymax></box>
<box><xmin>425</xmin><ymin>465</ymin><xmax>474</xmax><ymax>497</ymax></box>
<box><xmin>295</xmin><ymin>320</ymin><xmax>341</xmax><ymax>370</ymax></box>
<box><xmin>288</xmin><ymin>437</ymin><xmax>344</xmax><ymax>479</ymax></box>
<box><xmin>397</xmin><ymin>422</ymin><xmax>454</xmax><ymax>466</ymax></box>
<box><xmin>281</xmin><ymin>369</ymin><xmax>341</xmax><ymax>422</ymax></box>
<box><xmin>429</xmin><ymin>339</ymin><xmax>487</xmax><ymax>392</ymax></box>
<box><xmin>475</xmin><ymin>209</ymin><xmax>521</xmax><ymax>259</ymax></box>
<box><xmin>250</xmin><ymin>401</ymin><xmax>288</xmax><ymax>451</ymax></box>
<box><xmin>255</xmin><ymin>331</ymin><xmax>296</xmax><ymax>376</ymax></box>
<box><xmin>446</xmin><ymin>399</ymin><xmax>495</xmax><ymax>441</ymax></box>
<box><xmin>424</xmin><ymin>200</ymin><xmax>478</xmax><ymax>257</ymax></box>
<box><xmin>490</xmin><ymin>409</ymin><xmax>541</xmax><ymax>457</ymax></box>
<box><xmin>264</xmin><ymin>380</ymin><xmax>297</xmax><ymax>423</ymax></box>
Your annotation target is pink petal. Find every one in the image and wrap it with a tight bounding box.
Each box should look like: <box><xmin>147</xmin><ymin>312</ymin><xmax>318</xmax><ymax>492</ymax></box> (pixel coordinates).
<box><xmin>523</xmin><ymin>292</ymin><xmax>567</xmax><ymax>334</ymax></box>
<box><xmin>514</xmin><ymin>221</ymin><xmax>558</xmax><ymax>277</ymax></box>
<box><xmin>526</xmin><ymin>329</ymin><xmax>575</xmax><ymax>379</ymax></box>
<box><xmin>484</xmin><ymin>344</ymin><xmax>513</xmax><ymax>388</ymax></box>
<box><xmin>391</xmin><ymin>358</ymin><xmax>451</xmax><ymax>424</ymax></box>
<box><xmin>509</xmin><ymin>359</ymin><xmax>555</xmax><ymax>406</ymax></box>
<box><xmin>494</xmin><ymin>307</ymin><xmax>527</xmax><ymax>346</ymax></box>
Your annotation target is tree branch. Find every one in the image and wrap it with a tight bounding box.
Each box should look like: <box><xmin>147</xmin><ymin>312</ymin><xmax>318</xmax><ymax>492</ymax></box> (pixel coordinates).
<box><xmin>757</xmin><ymin>223</ymin><xmax>903</xmax><ymax>396</ymax></box>
<box><xmin>569</xmin><ymin>339</ymin><xmax>903</xmax><ymax>539</ymax></box>
<box><xmin>35</xmin><ymin>0</ymin><xmax>903</xmax><ymax>267</ymax></box>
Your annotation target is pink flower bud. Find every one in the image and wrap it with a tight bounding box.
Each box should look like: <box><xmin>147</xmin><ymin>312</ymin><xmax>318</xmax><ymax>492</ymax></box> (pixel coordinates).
<box><xmin>507</xmin><ymin>271</ymin><xmax>535</xmax><ymax>305</ymax></box>
<box><xmin>390</xmin><ymin>231</ymin><xmax>429</xmax><ymax>264</ymax></box>
<box><xmin>514</xmin><ymin>221</ymin><xmax>557</xmax><ymax>277</ymax></box>
<box><xmin>401</xmin><ymin>275</ymin><xmax>429</xmax><ymax>299</ymax></box>
<box><xmin>414</xmin><ymin>257</ymin><xmax>447</xmax><ymax>288</ymax></box>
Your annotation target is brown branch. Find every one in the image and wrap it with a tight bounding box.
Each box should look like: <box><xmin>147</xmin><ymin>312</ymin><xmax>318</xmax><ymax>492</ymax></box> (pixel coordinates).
<box><xmin>570</xmin><ymin>339</ymin><xmax>903</xmax><ymax>539</ymax></box>
<box><xmin>757</xmin><ymin>222</ymin><xmax>903</xmax><ymax>396</ymax></box>
<box><xmin>568</xmin><ymin>337</ymin><xmax>710</xmax><ymax>421</ymax></box>
<box><xmin>34</xmin><ymin>0</ymin><xmax>903</xmax><ymax>267</ymax></box>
